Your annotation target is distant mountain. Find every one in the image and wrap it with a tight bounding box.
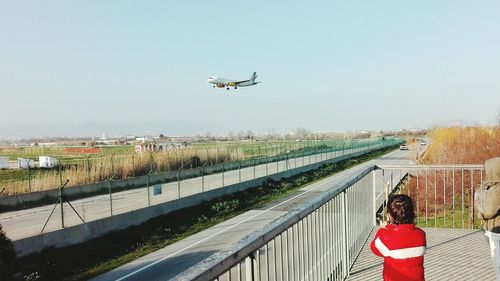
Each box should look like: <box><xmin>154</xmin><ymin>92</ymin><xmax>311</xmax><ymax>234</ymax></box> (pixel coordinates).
<box><xmin>0</xmin><ymin>121</ymin><xmax>231</xmax><ymax>139</ymax></box>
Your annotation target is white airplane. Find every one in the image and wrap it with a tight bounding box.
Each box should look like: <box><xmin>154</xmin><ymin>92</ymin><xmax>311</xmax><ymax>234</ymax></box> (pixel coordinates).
<box><xmin>207</xmin><ymin>72</ymin><xmax>260</xmax><ymax>90</ymax></box>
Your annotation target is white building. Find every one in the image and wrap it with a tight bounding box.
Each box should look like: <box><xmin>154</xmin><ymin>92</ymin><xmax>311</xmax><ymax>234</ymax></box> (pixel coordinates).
<box><xmin>39</xmin><ymin>156</ymin><xmax>58</xmax><ymax>168</ymax></box>
<box><xmin>0</xmin><ymin>157</ymin><xmax>9</xmax><ymax>169</ymax></box>
<box><xmin>18</xmin><ymin>158</ymin><xmax>35</xmax><ymax>169</ymax></box>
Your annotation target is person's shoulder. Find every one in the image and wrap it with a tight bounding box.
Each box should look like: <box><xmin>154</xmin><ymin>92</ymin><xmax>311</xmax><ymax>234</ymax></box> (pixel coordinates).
<box><xmin>413</xmin><ymin>226</ymin><xmax>427</xmax><ymax>238</ymax></box>
<box><xmin>374</xmin><ymin>226</ymin><xmax>392</xmax><ymax>238</ymax></box>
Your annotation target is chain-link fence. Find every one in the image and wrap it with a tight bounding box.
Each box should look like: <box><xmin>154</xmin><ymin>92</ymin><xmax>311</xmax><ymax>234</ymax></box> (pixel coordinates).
<box><xmin>0</xmin><ymin>139</ymin><xmax>399</xmax><ymax>195</ymax></box>
<box><xmin>0</xmin><ymin>139</ymin><xmax>401</xmax><ymax>241</ymax></box>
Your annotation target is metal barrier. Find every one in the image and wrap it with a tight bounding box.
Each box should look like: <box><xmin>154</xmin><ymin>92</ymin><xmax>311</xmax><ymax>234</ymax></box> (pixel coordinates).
<box><xmin>175</xmin><ymin>166</ymin><xmax>407</xmax><ymax>281</ymax></box>
<box><xmin>176</xmin><ymin>164</ymin><xmax>485</xmax><ymax>280</ymax></box>
<box><xmin>378</xmin><ymin>165</ymin><xmax>485</xmax><ymax>229</ymax></box>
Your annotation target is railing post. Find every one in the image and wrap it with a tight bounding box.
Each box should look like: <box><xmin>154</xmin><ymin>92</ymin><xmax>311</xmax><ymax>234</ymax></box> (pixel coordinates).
<box><xmin>372</xmin><ymin>169</ymin><xmax>377</xmax><ymax>226</ymax></box>
<box><xmin>341</xmin><ymin>190</ymin><xmax>350</xmax><ymax>278</ymax></box>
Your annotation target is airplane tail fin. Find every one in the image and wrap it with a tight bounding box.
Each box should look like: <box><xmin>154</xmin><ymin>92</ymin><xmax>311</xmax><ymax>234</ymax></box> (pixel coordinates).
<box><xmin>250</xmin><ymin>72</ymin><xmax>257</xmax><ymax>82</ymax></box>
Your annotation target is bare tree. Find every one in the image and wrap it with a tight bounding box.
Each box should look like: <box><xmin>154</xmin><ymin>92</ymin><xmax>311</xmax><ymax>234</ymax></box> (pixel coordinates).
<box><xmin>295</xmin><ymin>127</ymin><xmax>309</xmax><ymax>139</ymax></box>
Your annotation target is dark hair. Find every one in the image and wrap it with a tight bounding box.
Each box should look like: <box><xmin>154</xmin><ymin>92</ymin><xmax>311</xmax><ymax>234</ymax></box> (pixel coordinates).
<box><xmin>387</xmin><ymin>194</ymin><xmax>415</xmax><ymax>224</ymax></box>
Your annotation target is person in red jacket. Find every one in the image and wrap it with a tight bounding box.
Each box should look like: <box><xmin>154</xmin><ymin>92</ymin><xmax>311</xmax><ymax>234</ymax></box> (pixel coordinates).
<box><xmin>370</xmin><ymin>194</ymin><xmax>427</xmax><ymax>281</ymax></box>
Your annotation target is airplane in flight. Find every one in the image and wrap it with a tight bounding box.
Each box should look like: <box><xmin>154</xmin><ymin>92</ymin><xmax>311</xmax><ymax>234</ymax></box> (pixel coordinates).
<box><xmin>207</xmin><ymin>72</ymin><xmax>260</xmax><ymax>90</ymax></box>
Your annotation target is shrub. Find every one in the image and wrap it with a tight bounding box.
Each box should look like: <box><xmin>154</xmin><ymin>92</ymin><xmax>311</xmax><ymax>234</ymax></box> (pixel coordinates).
<box><xmin>424</xmin><ymin>127</ymin><xmax>500</xmax><ymax>164</ymax></box>
<box><xmin>211</xmin><ymin>200</ymin><xmax>240</xmax><ymax>215</ymax></box>
<box><xmin>0</xmin><ymin>224</ymin><xmax>16</xmax><ymax>280</ymax></box>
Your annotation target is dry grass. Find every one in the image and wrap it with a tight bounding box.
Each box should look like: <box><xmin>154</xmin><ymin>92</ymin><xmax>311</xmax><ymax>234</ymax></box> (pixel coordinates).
<box><xmin>422</xmin><ymin>127</ymin><xmax>500</xmax><ymax>164</ymax></box>
<box><xmin>2</xmin><ymin>147</ymin><xmax>241</xmax><ymax>195</ymax></box>
<box><xmin>405</xmin><ymin>126</ymin><xmax>500</xmax><ymax>228</ymax></box>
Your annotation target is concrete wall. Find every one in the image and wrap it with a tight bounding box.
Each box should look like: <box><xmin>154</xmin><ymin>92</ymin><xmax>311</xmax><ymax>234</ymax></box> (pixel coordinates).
<box><xmin>0</xmin><ymin>170</ymin><xmax>184</xmax><ymax>210</ymax></box>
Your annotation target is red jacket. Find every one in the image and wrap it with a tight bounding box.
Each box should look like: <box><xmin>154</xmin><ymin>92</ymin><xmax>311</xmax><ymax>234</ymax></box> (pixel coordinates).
<box><xmin>370</xmin><ymin>224</ymin><xmax>427</xmax><ymax>281</ymax></box>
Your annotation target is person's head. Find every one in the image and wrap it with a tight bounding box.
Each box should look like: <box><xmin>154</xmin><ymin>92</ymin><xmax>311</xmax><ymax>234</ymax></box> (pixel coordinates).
<box><xmin>485</xmin><ymin>157</ymin><xmax>500</xmax><ymax>184</ymax></box>
<box><xmin>387</xmin><ymin>194</ymin><xmax>415</xmax><ymax>224</ymax></box>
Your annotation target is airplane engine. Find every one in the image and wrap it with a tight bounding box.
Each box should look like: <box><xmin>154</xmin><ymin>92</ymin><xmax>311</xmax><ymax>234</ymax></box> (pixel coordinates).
<box><xmin>216</xmin><ymin>83</ymin><xmax>225</xmax><ymax>88</ymax></box>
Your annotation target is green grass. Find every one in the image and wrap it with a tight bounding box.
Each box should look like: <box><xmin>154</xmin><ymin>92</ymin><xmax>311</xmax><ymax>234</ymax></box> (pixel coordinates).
<box><xmin>415</xmin><ymin>208</ymin><xmax>481</xmax><ymax>229</ymax></box>
<box><xmin>0</xmin><ymin>169</ymin><xmax>27</xmax><ymax>183</ymax></box>
<box><xmin>398</xmin><ymin>186</ymin><xmax>482</xmax><ymax>230</ymax></box>
<box><xmin>6</xmin><ymin>145</ymin><xmax>398</xmax><ymax>281</ymax></box>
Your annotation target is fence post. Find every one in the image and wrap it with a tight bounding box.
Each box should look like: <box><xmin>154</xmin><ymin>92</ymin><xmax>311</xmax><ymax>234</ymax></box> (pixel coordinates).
<box><xmin>27</xmin><ymin>160</ymin><xmax>32</xmax><ymax>193</ymax></box>
<box><xmin>131</xmin><ymin>154</ymin><xmax>135</xmax><ymax>177</ymax></box>
<box><xmin>201</xmin><ymin>164</ymin><xmax>205</xmax><ymax>192</ymax></box>
<box><xmin>147</xmin><ymin>174</ymin><xmax>150</xmax><ymax>207</ymax></box>
<box><xmin>222</xmin><ymin>162</ymin><xmax>225</xmax><ymax>187</ymax></box>
<box><xmin>110</xmin><ymin>154</ymin><xmax>115</xmax><ymax>176</ymax></box>
<box><xmin>253</xmin><ymin>158</ymin><xmax>256</xmax><ymax>179</ymax></box>
<box><xmin>86</xmin><ymin>155</ymin><xmax>91</xmax><ymax>183</ymax></box>
<box><xmin>109</xmin><ymin>179</ymin><xmax>113</xmax><ymax>216</ymax></box>
<box><xmin>177</xmin><ymin>169</ymin><xmax>181</xmax><ymax>198</ymax></box>
<box><xmin>239</xmin><ymin>161</ymin><xmax>241</xmax><ymax>183</ymax></box>
<box><xmin>59</xmin><ymin>182</ymin><xmax>64</xmax><ymax>228</ymax></box>
<box><xmin>266</xmin><ymin>155</ymin><xmax>269</xmax><ymax>176</ymax></box>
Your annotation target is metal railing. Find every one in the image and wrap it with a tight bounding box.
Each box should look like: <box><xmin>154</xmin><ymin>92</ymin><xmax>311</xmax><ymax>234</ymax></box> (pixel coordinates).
<box><xmin>177</xmin><ymin>164</ymin><xmax>485</xmax><ymax>280</ymax></box>
<box><xmin>175</xmin><ymin>166</ymin><xmax>407</xmax><ymax>281</ymax></box>
<box><xmin>379</xmin><ymin>165</ymin><xmax>485</xmax><ymax>229</ymax></box>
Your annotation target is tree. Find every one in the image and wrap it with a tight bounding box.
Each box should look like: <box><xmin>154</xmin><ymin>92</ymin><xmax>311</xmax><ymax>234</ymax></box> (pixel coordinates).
<box><xmin>296</xmin><ymin>127</ymin><xmax>309</xmax><ymax>139</ymax></box>
<box><xmin>0</xmin><ymin>224</ymin><xmax>16</xmax><ymax>279</ymax></box>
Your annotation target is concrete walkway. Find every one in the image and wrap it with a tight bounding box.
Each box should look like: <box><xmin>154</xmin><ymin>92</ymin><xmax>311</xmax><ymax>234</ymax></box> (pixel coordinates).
<box><xmin>347</xmin><ymin>227</ymin><xmax>496</xmax><ymax>281</ymax></box>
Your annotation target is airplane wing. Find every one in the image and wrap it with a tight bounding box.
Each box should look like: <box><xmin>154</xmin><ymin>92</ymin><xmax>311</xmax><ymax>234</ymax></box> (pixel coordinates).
<box><xmin>227</xmin><ymin>79</ymin><xmax>251</xmax><ymax>86</ymax></box>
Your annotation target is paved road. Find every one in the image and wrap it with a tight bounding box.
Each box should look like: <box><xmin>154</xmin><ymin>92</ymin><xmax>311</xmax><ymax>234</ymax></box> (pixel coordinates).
<box><xmin>1</xmin><ymin>146</ymin><xmax>382</xmax><ymax>240</ymax></box>
<box><xmin>92</xmin><ymin>148</ymin><xmax>413</xmax><ymax>281</ymax></box>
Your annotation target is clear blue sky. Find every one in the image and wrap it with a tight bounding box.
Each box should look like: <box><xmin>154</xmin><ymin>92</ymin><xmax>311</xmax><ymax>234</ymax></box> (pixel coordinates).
<box><xmin>1</xmin><ymin>1</ymin><xmax>499</xmax><ymax>137</ymax></box>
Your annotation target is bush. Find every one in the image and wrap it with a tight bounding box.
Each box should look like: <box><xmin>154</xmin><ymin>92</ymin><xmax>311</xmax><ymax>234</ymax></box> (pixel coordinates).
<box><xmin>211</xmin><ymin>200</ymin><xmax>240</xmax><ymax>215</ymax></box>
<box><xmin>0</xmin><ymin>224</ymin><xmax>16</xmax><ymax>280</ymax></box>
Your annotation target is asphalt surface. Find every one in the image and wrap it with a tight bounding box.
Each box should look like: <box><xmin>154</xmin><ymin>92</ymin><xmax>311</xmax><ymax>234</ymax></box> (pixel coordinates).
<box><xmin>91</xmin><ymin>148</ymin><xmax>413</xmax><ymax>281</ymax></box>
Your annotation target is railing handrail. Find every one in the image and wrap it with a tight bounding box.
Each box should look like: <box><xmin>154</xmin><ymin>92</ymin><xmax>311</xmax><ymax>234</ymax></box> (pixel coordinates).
<box><xmin>377</xmin><ymin>164</ymin><xmax>484</xmax><ymax>169</ymax></box>
<box><xmin>174</xmin><ymin>165</ymin><xmax>377</xmax><ymax>281</ymax></box>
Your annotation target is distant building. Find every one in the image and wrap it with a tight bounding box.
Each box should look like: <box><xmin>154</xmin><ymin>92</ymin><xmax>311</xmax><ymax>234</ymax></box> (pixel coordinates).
<box><xmin>135</xmin><ymin>136</ymin><xmax>153</xmax><ymax>143</ymax></box>
<box><xmin>0</xmin><ymin>157</ymin><xmax>9</xmax><ymax>169</ymax></box>
<box><xmin>39</xmin><ymin>156</ymin><xmax>58</xmax><ymax>168</ymax></box>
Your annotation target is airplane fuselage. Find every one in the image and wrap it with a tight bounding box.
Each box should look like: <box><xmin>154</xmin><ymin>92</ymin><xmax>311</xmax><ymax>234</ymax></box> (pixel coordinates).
<box><xmin>207</xmin><ymin>72</ymin><xmax>260</xmax><ymax>90</ymax></box>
